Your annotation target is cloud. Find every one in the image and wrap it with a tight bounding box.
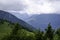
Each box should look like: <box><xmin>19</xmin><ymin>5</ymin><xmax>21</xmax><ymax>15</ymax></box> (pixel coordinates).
<box><xmin>0</xmin><ymin>0</ymin><xmax>26</xmax><ymax>11</ymax></box>
<box><xmin>0</xmin><ymin>0</ymin><xmax>60</xmax><ymax>14</ymax></box>
<box><xmin>22</xmin><ymin>0</ymin><xmax>55</xmax><ymax>14</ymax></box>
<box><xmin>51</xmin><ymin>1</ymin><xmax>60</xmax><ymax>13</ymax></box>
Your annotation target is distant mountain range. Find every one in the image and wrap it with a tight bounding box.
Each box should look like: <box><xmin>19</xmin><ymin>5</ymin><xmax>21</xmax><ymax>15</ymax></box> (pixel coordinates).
<box><xmin>8</xmin><ymin>11</ymin><xmax>30</xmax><ymax>20</ymax></box>
<box><xmin>0</xmin><ymin>10</ymin><xmax>36</xmax><ymax>31</ymax></box>
<box><xmin>0</xmin><ymin>10</ymin><xmax>60</xmax><ymax>31</ymax></box>
<box><xmin>26</xmin><ymin>14</ymin><xmax>60</xmax><ymax>30</ymax></box>
<box><xmin>7</xmin><ymin>11</ymin><xmax>60</xmax><ymax>31</ymax></box>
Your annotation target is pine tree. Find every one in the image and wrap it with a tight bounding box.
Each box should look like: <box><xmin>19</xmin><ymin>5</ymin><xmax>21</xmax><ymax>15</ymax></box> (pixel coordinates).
<box><xmin>35</xmin><ymin>29</ymin><xmax>44</xmax><ymax>40</ymax></box>
<box><xmin>1</xmin><ymin>23</ymin><xmax>21</xmax><ymax>40</ymax></box>
<box><xmin>45</xmin><ymin>23</ymin><xmax>54</xmax><ymax>40</ymax></box>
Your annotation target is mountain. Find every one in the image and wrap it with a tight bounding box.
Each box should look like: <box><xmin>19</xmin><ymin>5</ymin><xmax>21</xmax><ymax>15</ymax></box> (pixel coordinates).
<box><xmin>26</xmin><ymin>14</ymin><xmax>60</xmax><ymax>30</ymax></box>
<box><xmin>1</xmin><ymin>10</ymin><xmax>60</xmax><ymax>31</ymax></box>
<box><xmin>7</xmin><ymin>11</ymin><xmax>30</xmax><ymax>20</ymax></box>
<box><xmin>0</xmin><ymin>10</ymin><xmax>36</xmax><ymax>31</ymax></box>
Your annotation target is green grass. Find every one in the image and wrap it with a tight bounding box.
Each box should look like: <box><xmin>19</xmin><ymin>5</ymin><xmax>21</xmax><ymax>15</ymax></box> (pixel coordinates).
<box><xmin>0</xmin><ymin>21</ymin><xmax>35</xmax><ymax>40</ymax></box>
<box><xmin>0</xmin><ymin>21</ymin><xmax>13</xmax><ymax>40</ymax></box>
<box><xmin>0</xmin><ymin>20</ymin><xmax>60</xmax><ymax>40</ymax></box>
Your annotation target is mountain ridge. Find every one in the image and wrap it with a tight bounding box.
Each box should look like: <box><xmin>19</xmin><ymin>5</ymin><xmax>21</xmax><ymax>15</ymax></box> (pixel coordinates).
<box><xmin>0</xmin><ymin>10</ymin><xmax>36</xmax><ymax>31</ymax></box>
<box><xmin>26</xmin><ymin>14</ymin><xmax>60</xmax><ymax>30</ymax></box>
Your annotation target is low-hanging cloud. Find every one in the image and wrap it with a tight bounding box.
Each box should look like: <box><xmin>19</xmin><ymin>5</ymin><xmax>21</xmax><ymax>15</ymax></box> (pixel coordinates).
<box><xmin>0</xmin><ymin>0</ymin><xmax>26</xmax><ymax>11</ymax></box>
<box><xmin>0</xmin><ymin>0</ymin><xmax>60</xmax><ymax>14</ymax></box>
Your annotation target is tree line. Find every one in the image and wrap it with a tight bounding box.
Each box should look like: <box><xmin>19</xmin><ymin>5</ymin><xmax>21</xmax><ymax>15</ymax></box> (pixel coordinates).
<box><xmin>0</xmin><ymin>19</ymin><xmax>60</xmax><ymax>40</ymax></box>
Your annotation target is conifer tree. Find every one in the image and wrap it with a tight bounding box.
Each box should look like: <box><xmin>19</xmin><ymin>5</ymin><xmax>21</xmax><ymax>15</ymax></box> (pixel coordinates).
<box><xmin>1</xmin><ymin>23</ymin><xmax>21</xmax><ymax>40</ymax></box>
<box><xmin>35</xmin><ymin>29</ymin><xmax>44</xmax><ymax>40</ymax></box>
<box><xmin>45</xmin><ymin>23</ymin><xmax>54</xmax><ymax>40</ymax></box>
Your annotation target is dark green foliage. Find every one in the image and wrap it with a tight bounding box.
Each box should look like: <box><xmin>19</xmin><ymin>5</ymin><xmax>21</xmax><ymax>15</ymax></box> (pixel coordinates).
<box><xmin>11</xmin><ymin>23</ymin><xmax>21</xmax><ymax>35</ymax></box>
<box><xmin>56</xmin><ymin>28</ymin><xmax>60</xmax><ymax>36</ymax></box>
<box><xmin>2</xmin><ymin>23</ymin><xmax>21</xmax><ymax>40</ymax></box>
<box><xmin>0</xmin><ymin>19</ymin><xmax>60</xmax><ymax>40</ymax></box>
<box><xmin>0</xmin><ymin>19</ymin><xmax>4</xmax><ymax>24</ymax></box>
<box><xmin>8</xmin><ymin>23</ymin><xmax>21</xmax><ymax>40</ymax></box>
<box><xmin>34</xmin><ymin>30</ymin><xmax>44</xmax><ymax>40</ymax></box>
<box><xmin>45</xmin><ymin>23</ymin><xmax>54</xmax><ymax>40</ymax></box>
<box><xmin>56</xmin><ymin>28</ymin><xmax>60</xmax><ymax>40</ymax></box>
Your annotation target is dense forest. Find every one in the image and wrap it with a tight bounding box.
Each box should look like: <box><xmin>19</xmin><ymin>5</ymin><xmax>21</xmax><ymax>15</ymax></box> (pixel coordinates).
<box><xmin>0</xmin><ymin>19</ymin><xmax>60</xmax><ymax>40</ymax></box>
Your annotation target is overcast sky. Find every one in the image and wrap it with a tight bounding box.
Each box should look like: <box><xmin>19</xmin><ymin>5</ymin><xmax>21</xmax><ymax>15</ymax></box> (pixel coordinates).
<box><xmin>0</xmin><ymin>0</ymin><xmax>60</xmax><ymax>14</ymax></box>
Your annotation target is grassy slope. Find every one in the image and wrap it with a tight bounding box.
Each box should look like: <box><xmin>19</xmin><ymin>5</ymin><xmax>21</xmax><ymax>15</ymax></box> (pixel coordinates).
<box><xmin>0</xmin><ymin>21</ymin><xmax>13</xmax><ymax>39</ymax></box>
<box><xmin>0</xmin><ymin>20</ymin><xmax>59</xmax><ymax>40</ymax></box>
<box><xmin>0</xmin><ymin>20</ymin><xmax>35</xmax><ymax>40</ymax></box>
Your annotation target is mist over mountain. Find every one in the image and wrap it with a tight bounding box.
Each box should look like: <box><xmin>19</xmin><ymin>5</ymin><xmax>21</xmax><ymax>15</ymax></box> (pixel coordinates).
<box><xmin>6</xmin><ymin>11</ymin><xmax>60</xmax><ymax>31</ymax></box>
<box><xmin>0</xmin><ymin>10</ymin><xmax>60</xmax><ymax>31</ymax></box>
<box><xmin>0</xmin><ymin>10</ymin><xmax>35</xmax><ymax>31</ymax></box>
<box><xmin>26</xmin><ymin>14</ymin><xmax>60</xmax><ymax>30</ymax></box>
<box><xmin>8</xmin><ymin>11</ymin><xmax>30</xmax><ymax>20</ymax></box>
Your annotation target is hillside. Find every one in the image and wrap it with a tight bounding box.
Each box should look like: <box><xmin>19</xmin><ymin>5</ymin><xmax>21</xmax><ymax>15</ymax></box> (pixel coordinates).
<box><xmin>0</xmin><ymin>19</ymin><xmax>35</xmax><ymax>40</ymax></box>
<box><xmin>0</xmin><ymin>19</ymin><xmax>12</xmax><ymax>40</ymax></box>
<box><xmin>0</xmin><ymin>19</ymin><xmax>60</xmax><ymax>40</ymax></box>
<box><xmin>27</xmin><ymin>14</ymin><xmax>60</xmax><ymax>30</ymax></box>
<box><xmin>0</xmin><ymin>10</ymin><xmax>36</xmax><ymax>31</ymax></box>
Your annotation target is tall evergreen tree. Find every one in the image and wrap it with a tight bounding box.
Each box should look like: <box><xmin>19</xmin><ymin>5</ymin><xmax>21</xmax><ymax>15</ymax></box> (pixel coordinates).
<box><xmin>1</xmin><ymin>23</ymin><xmax>21</xmax><ymax>40</ymax></box>
<box><xmin>35</xmin><ymin>29</ymin><xmax>44</xmax><ymax>40</ymax></box>
<box><xmin>45</xmin><ymin>23</ymin><xmax>54</xmax><ymax>40</ymax></box>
